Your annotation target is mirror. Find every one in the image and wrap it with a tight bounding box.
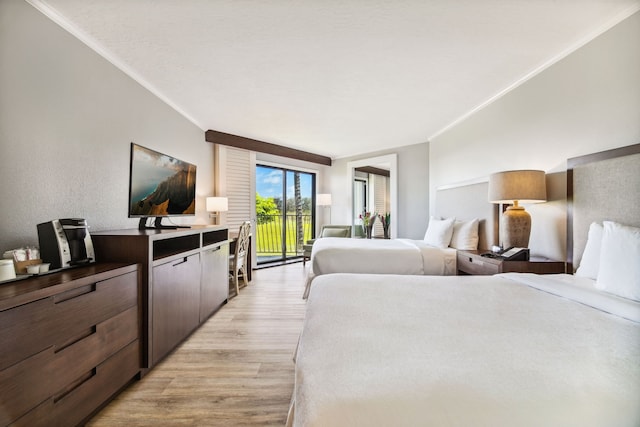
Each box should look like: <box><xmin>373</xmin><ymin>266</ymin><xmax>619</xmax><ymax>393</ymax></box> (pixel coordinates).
<box><xmin>347</xmin><ymin>154</ymin><xmax>397</xmax><ymax>238</ymax></box>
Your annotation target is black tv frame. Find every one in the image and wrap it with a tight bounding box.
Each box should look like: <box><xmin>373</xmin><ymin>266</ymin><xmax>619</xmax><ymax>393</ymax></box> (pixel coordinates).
<box><xmin>128</xmin><ymin>143</ymin><xmax>196</xmax><ymax>230</ymax></box>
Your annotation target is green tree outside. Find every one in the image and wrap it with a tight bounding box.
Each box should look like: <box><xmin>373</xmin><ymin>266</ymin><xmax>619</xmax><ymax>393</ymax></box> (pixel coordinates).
<box><xmin>256</xmin><ymin>193</ymin><xmax>279</xmax><ymax>224</ymax></box>
<box><xmin>255</xmin><ymin>192</ymin><xmax>313</xmax><ymax>256</ymax></box>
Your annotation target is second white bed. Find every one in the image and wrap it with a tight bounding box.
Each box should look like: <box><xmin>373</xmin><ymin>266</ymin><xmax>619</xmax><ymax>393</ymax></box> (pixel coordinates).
<box><xmin>304</xmin><ymin>237</ymin><xmax>457</xmax><ymax>298</ymax></box>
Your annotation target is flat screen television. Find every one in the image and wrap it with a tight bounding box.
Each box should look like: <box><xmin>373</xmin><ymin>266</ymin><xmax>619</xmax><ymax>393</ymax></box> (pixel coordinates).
<box><xmin>128</xmin><ymin>143</ymin><xmax>196</xmax><ymax>229</ymax></box>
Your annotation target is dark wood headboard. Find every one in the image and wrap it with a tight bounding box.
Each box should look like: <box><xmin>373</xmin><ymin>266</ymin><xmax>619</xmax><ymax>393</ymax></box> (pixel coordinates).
<box><xmin>567</xmin><ymin>143</ymin><xmax>640</xmax><ymax>272</ymax></box>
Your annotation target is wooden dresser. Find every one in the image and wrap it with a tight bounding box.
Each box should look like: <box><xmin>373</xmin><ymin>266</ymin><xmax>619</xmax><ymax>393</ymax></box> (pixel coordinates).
<box><xmin>92</xmin><ymin>225</ymin><xmax>229</xmax><ymax>369</ymax></box>
<box><xmin>0</xmin><ymin>263</ymin><xmax>140</xmax><ymax>427</ymax></box>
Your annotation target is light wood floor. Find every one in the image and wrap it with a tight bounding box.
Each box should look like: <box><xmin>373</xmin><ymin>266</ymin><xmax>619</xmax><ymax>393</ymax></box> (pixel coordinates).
<box><xmin>87</xmin><ymin>263</ymin><xmax>309</xmax><ymax>427</ymax></box>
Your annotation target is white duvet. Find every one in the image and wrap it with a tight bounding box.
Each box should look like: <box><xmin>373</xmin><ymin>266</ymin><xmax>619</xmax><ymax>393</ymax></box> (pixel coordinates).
<box><xmin>304</xmin><ymin>238</ymin><xmax>457</xmax><ymax>298</ymax></box>
<box><xmin>289</xmin><ymin>273</ymin><xmax>640</xmax><ymax>427</ymax></box>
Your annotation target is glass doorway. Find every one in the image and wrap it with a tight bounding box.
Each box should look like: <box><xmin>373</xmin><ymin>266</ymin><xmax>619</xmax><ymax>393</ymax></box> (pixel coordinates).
<box><xmin>255</xmin><ymin>165</ymin><xmax>315</xmax><ymax>264</ymax></box>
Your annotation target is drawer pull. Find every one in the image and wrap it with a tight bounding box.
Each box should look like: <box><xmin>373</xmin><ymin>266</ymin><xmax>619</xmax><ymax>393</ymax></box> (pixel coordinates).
<box><xmin>205</xmin><ymin>247</ymin><xmax>221</xmax><ymax>253</ymax></box>
<box><xmin>53</xmin><ymin>368</ymin><xmax>96</xmax><ymax>403</ymax></box>
<box><xmin>54</xmin><ymin>284</ymin><xmax>96</xmax><ymax>304</ymax></box>
<box><xmin>172</xmin><ymin>257</ymin><xmax>188</xmax><ymax>267</ymax></box>
<box><xmin>55</xmin><ymin>326</ymin><xmax>96</xmax><ymax>353</ymax></box>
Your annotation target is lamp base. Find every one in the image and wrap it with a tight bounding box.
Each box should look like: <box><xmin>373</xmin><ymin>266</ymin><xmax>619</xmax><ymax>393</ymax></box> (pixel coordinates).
<box><xmin>500</xmin><ymin>205</ymin><xmax>531</xmax><ymax>248</ymax></box>
<box><xmin>208</xmin><ymin>212</ymin><xmax>220</xmax><ymax>225</ymax></box>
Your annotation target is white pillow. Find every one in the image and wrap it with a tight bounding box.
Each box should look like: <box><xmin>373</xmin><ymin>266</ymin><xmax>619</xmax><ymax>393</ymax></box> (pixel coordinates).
<box><xmin>449</xmin><ymin>219</ymin><xmax>479</xmax><ymax>250</ymax></box>
<box><xmin>423</xmin><ymin>216</ymin><xmax>456</xmax><ymax>248</ymax></box>
<box><xmin>595</xmin><ymin>221</ymin><xmax>640</xmax><ymax>301</ymax></box>
<box><xmin>575</xmin><ymin>222</ymin><xmax>603</xmax><ymax>280</ymax></box>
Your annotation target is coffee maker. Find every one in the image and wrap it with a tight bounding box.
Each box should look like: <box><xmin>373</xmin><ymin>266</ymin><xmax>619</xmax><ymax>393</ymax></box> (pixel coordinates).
<box><xmin>37</xmin><ymin>218</ymin><xmax>95</xmax><ymax>270</ymax></box>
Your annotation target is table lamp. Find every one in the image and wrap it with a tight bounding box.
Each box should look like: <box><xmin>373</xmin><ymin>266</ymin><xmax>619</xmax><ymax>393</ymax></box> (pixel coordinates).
<box><xmin>488</xmin><ymin>170</ymin><xmax>546</xmax><ymax>248</ymax></box>
<box><xmin>317</xmin><ymin>193</ymin><xmax>332</xmax><ymax>230</ymax></box>
<box><xmin>206</xmin><ymin>196</ymin><xmax>228</xmax><ymax>225</ymax></box>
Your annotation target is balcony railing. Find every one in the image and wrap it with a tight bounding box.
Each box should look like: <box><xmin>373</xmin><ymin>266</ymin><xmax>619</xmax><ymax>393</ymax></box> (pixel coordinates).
<box><xmin>256</xmin><ymin>214</ymin><xmax>313</xmax><ymax>260</ymax></box>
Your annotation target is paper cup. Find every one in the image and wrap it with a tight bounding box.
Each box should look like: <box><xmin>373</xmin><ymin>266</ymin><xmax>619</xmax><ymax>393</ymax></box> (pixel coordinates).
<box><xmin>0</xmin><ymin>260</ymin><xmax>16</xmax><ymax>281</ymax></box>
<box><xmin>26</xmin><ymin>265</ymin><xmax>41</xmax><ymax>274</ymax></box>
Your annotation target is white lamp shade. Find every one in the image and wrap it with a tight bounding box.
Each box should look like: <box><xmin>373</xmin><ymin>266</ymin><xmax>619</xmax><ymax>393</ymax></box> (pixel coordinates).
<box><xmin>206</xmin><ymin>196</ymin><xmax>228</xmax><ymax>212</ymax></box>
<box><xmin>317</xmin><ymin>193</ymin><xmax>332</xmax><ymax>206</ymax></box>
<box><xmin>488</xmin><ymin>170</ymin><xmax>547</xmax><ymax>204</ymax></box>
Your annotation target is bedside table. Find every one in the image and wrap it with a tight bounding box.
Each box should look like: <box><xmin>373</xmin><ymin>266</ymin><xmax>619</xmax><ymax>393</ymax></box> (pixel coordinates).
<box><xmin>457</xmin><ymin>250</ymin><xmax>566</xmax><ymax>275</ymax></box>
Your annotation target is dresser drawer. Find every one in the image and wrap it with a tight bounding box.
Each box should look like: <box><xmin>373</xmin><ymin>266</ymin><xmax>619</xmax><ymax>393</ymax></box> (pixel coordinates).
<box><xmin>0</xmin><ymin>270</ymin><xmax>138</xmax><ymax>371</ymax></box>
<box><xmin>457</xmin><ymin>253</ymin><xmax>500</xmax><ymax>275</ymax></box>
<box><xmin>11</xmin><ymin>340</ymin><xmax>140</xmax><ymax>427</ymax></box>
<box><xmin>0</xmin><ymin>306</ymin><xmax>139</xmax><ymax>426</ymax></box>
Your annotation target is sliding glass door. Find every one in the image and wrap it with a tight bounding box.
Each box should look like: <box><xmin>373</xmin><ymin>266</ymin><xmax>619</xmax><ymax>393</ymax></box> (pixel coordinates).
<box><xmin>255</xmin><ymin>165</ymin><xmax>315</xmax><ymax>264</ymax></box>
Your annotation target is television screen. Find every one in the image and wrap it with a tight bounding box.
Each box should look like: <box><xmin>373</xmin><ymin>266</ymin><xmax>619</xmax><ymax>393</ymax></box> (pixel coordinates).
<box><xmin>128</xmin><ymin>143</ymin><xmax>197</xmax><ymax>218</ymax></box>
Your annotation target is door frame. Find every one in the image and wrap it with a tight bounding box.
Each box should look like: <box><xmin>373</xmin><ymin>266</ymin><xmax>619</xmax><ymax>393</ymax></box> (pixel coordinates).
<box><xmin>256</xmin><ymin>163</ymin><xmax>317</xmax><ymax>264</ymax></box>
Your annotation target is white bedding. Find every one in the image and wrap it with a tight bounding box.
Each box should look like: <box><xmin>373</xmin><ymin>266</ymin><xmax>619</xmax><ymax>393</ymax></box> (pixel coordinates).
<box><xmin>499</xmin><ymin>273</ymin><xmax>640</xmax><ymax>323</ymax></box>
<box><xmin>289</xmin><ymin>273</ymin><xmax>640</xmax><ymax>427</ymax></box>
<box><xmin>304</xmin><ymin>238</ymin><xmax>457</xmax><ymax>298</ymax></box>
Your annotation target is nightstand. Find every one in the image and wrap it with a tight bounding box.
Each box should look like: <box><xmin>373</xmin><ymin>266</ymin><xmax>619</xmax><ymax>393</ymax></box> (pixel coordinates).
<box><xmin>457</xmin><ymin>250</ymin><xmax>566</xmax><ymax>275</ymax></box>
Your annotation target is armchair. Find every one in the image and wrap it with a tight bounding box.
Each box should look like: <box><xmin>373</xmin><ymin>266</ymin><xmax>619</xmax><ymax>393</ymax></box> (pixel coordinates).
<box><xmin>302</xmin><ymin>225</ymin><xmax>352</xmax><ymax>266</ymax></box>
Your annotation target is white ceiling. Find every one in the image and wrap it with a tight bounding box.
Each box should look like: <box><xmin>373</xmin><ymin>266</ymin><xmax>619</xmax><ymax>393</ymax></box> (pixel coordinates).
<box><xmin>32</xmin><ymin>0</ymin><xmax>639</xmax><ymax>159</ymax></box>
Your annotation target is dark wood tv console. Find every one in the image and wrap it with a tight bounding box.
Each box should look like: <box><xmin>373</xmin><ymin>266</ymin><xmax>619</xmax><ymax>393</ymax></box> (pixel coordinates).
<box><xmin>92</xmin><ymin>225</ymin><xmax>229</xmax><ymax>369</ymax></box>
<box><xmin>0</xmin><ymin>263</ymin><xmax>140</xmax><ymax>426</ymax></box>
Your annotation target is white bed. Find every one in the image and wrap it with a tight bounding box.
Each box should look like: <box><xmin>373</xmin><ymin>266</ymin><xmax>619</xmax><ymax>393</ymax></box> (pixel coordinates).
<box><xmin>303</xmin><ymin>184</ymin><xmax>497</xmax><ymax>298</ymax></box>
<box><xmin>304</xmin><ymin>237</ymin><xmax>457</xmax><ymax>298</ymax></box>
<box><xmin>289</xmin><ymin>272</ymin><xmax>640</xmax><ymax>427</ymax></box>
<box><xmin>289</xmin><ymin>143</ymin><xmax>640</xmax><ymax>426</ymax></box>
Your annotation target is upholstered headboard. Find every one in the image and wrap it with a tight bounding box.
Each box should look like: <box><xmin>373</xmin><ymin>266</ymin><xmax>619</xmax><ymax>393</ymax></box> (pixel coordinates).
<box><xmin>435</xmin><ymin>181</ymin><xmax>498</xmax><ymax>250</ymax></box>
<box><xmin>567</xmin><ymin>143</ymin><xmax>640</xmax><ymax>272</ymax></box>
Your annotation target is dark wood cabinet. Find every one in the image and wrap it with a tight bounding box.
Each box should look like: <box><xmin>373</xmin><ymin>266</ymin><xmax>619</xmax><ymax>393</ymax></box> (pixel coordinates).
<box><xmin>92</xmin><ymin>226</ymin><xmax>229</xmax><ymax>369</ymax></box>
<box><xmin>152</xmin><ymin>253</ymin><xmax>201</xmax><ymax>365</ymax></box>
<box><xmin>200</xmin><ymin>243</ymin><xmax>229</xmax><ymax>322</ymax></box>
<box><xmin>0</xmin><ymin>263</ymin><xmax>140</xmax><ymax>427</ymax></box>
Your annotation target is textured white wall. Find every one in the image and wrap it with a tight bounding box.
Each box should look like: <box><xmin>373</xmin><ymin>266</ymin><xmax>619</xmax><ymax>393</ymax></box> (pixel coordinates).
<box><xmin>0</xmin><ymin>0</ymin><xmax>213</xmax><ymax>251</ymax></box>
<box><xmin>429</xmin><ymin>11</ymin><xmax>640</xmax><ymax>260</ymax></box>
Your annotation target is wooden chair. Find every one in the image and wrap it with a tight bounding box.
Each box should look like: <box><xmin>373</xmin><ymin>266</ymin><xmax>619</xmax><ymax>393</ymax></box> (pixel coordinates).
<box><xmin>302</xmin><ymin>225</ymin><xmax>352</xmax><ymax>265</ymax></box>
<box><xmin>229</xmin><ymin>221</ymin><xmax>251</xmax><ymax>296</ymax></box>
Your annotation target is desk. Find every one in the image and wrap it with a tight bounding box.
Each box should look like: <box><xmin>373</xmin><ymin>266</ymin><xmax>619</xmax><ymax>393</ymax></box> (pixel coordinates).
<box><xmin>229</xmin><ymin>232</ymin><xmax>252</xmax><ymax>282</ymax></box>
